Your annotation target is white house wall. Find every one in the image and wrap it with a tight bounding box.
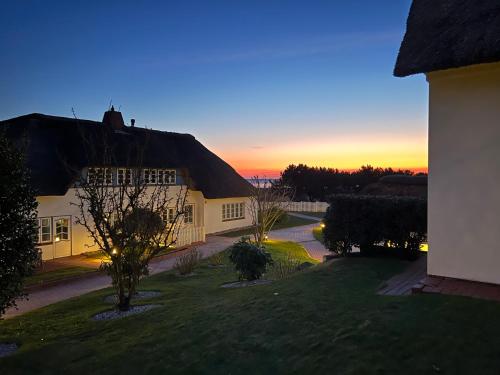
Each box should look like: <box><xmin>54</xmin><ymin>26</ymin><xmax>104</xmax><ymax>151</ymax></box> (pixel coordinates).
<box><xmin>203</xmin><ymin>197</ymin><xmax>253</xmax><ymax>234</ymax></box>
<box><xmin>36</xmin><ymin>186</ymin><xmax>207</xmax><ymax>260</ymax></box>
<box><xmin>427</xmin><ymin>62</ymin><xmax>500</xmax><ymax>284</ymax></box>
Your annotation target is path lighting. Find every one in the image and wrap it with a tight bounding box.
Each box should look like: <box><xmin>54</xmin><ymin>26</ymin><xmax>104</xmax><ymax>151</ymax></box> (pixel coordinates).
<box><xmin>112</xmin><ymin>248</ymin><xmax>118</xmax><ymax>255</ymax></box>
<box><xmin>264</xmin><ymin>234</ymin><xmax>269</xmax><ymax>240</ymax></box>
<box><xmin>320</xmin><ymin>223</ymin><xmax>325</xmax><ymax>229</ymax></box>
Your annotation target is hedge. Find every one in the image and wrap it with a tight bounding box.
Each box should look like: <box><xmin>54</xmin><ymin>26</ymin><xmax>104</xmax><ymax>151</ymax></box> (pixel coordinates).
<box><xmin>323</xmin><ymin>194</ymin><xmax>427</xmax><ymax>260</ymax></box>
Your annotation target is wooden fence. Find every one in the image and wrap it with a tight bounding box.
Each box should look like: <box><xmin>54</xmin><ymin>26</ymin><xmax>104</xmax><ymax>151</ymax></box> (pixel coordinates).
<box><xmin>285</xmin><ymin>201</ymin><xmax>329</xmax><ymax>213</ymax></box>
<box><xmin>175</xmin><ymin>226</ymin><xmax>205</xmax><ymax>247</ymax></box>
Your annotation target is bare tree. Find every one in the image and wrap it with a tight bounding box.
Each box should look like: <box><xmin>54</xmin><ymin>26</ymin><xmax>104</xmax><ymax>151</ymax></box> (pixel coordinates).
<box><xmin>70</xmin><ymin>124</ymin><xmax>188</xmax><ymax>311</ymax></box>
<box><xmin>248</xmin><ymin>176</ymin><xmax>292</xmax><ymax>245</ymax></box>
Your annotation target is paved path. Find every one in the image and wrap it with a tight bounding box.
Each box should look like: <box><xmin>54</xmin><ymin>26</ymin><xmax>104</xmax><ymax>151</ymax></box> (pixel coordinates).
<box><xmin>5</xmin><ymin>218</ymin><xmax>325</xmax><ymax>318</ymax></box>
<box><xmin>377</xmin><ymin>255</ymin><xmax>427</xmax><ymax>296</ymax></box>
<box><xmin>269</xmin><ymin>222</ymin><xmax>329</xmax><ymax>261</ymax></box>
<box><xmin>287</xmin><ymin>212</ymin><xmax>323</xmax><ymax>221</ymax></box>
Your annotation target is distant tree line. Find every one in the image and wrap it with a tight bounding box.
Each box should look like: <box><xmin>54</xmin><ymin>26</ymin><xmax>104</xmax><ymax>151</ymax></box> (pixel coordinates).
<box><xmin>275</xmin><ymin>164</ymin><xmax>425</xmax><ymax>201</ymax></box>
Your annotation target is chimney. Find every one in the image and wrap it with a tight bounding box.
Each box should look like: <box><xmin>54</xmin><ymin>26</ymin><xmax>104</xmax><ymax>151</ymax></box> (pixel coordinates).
<box><xmin>102</xmin><ymin>106</ymin><xmax>125</xmax><ymax>129</ymax></box>
<box><xmin>131</xmin><ymin>118</ymin><xmax>135</xmax><ymax>127</ymax></box>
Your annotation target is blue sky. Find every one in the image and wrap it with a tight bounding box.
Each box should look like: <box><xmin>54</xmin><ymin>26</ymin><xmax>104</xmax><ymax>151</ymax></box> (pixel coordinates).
<box><xmin>0</xmin><ymin>0</ymin><xmax>427</xmax><ymax>176</ymax></box>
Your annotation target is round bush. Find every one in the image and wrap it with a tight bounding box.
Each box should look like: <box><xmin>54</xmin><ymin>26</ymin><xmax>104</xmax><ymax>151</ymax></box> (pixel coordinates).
<box><xmin>229</xmin><ymin>238</ymin><xmax>273</xmax><ymax>281</ymax></box>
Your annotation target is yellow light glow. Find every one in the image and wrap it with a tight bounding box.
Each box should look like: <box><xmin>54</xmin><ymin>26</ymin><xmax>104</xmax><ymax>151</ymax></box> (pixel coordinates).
<box><xmin>320</xmin><ymin>223</ymin><xmax>325</xmax><ymax>228</ymax></box>
<box><xmin>55</xmin><ymin>236</ymin><xmax>60</xmax><ymax>242</ymax></box>
<box><xmin>112</xmin><ymin>248</ymin><xmax>118</xmax><ymax>255</ymax></box>
<box><xmin>420</xmin><ymin>243</ymin><xmax>428</xmax><ymax>252</ymax></box>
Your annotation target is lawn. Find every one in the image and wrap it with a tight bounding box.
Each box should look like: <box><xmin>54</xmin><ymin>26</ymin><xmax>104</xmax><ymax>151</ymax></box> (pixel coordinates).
<box><xmin>2</xmin><ymin>243</ymin><xmax>500</xmax><ymax>374</ymax></box>
<box><xmin>24</xmin><ymin>266</ymin><xmax>97</xmax><ymax>287</ymax></box>
<box><xmin>221</xmin><ymin>214</ymin><xmax>318</xmax><ymax>238</ymax></box>
<box><xmin>312</xmin><ymin>226</ymin><xmax>324</xmax><ymax>244</ymax></box>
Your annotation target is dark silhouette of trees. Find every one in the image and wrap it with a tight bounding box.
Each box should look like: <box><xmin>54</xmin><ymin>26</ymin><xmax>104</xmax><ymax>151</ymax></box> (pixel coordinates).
<box><xmin>277</xmin><ymin>164</ymin><xmax>420</xmax><ymax>201</ymax></box>
<box><xmin>0</xmin><ymin>133</ymin><xmax>40</xmax><ymax>316</ymax></box>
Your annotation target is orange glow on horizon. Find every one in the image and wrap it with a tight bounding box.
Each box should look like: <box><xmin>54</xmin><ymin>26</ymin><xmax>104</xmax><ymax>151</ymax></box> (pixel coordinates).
<box><xmin>219</xmin><ymin>134</ymin><xmax>428</xmax><ymax>178</ymax></box>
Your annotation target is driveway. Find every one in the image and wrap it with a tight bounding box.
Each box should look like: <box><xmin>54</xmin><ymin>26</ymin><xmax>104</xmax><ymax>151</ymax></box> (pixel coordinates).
<box><xmin>4</xmin><ymin>217</ymin><xmax>326</xmax><ymax>318</ymax></box>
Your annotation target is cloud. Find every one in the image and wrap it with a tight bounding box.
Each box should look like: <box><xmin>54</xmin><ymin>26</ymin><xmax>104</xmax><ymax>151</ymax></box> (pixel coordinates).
<box><xmin>251</xmin><ymin>145</ymin><xmax>264</xmax><ymax>150</ymax></box>
<box><xmin>143</xmin><ymin>31</ymin><xmax>401</xmax><ymax>67</ymax></box>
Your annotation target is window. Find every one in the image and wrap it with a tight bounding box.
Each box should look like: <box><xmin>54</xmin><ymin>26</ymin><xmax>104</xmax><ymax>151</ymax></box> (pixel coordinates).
<box><xmin>104</xmin><ymin>168</ymin><xmax>113</xmax><ymax>185</ymax></box>
<box><xmin>222</xmin><ymin>202</ymin><xmax>245</xmax><ymax>221</ymax></box>
<box><xmin>184</xmin><ymin>204</ymin><xmax>194</xmax><ymax>224</ymax></box>
<box><xmin>117</xmin><ymin>168</ymin><xmax>132</xmax><ymax>185</ymax></box>
<box><xmin>144</xmin><ymin>169</ymin><xmax>158</xmax><ymax>185</ymax></box>
<box><xmin>156</xmin><ymin>169</ymin><xmax>176</xmax><ymax>184</ymax></box>
<box><xmin>38</xmin><ymin>218</ymin><xmax>51</xmax><ymax>243</ymax></box>
<box><xmin>55</xmin><ymin>218</ymin><xmax>69</xmax><ymax>241</ymax></box>
<box><xmin>162</xmin><ymin>208</ymin><xmax>176</xmax><ymax>224</ymax></box>
<box><xmin>87</xmin><ymin>167</ymin><xmax>112</xmax><ymax>185</ymax></box>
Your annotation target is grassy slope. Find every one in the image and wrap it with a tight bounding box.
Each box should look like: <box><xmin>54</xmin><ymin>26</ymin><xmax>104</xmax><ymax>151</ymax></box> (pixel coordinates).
<box><xmin>2</xmin><ymin>244</ymin><xmax>500</xmax><ymax>374</ymax></box>
<box><xmin>222</xmin><ymin>214</ymin><xmax>318</xmax><ymax>238</ymax></box>
<box><xmin>24</xmin><ymin>267</ymin><xmax>96</xmax><ymax>287</ymax></box>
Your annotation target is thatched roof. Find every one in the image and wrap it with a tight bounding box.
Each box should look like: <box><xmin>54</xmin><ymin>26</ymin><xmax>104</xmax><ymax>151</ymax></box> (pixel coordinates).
<box><xmin>394</xmin><ymin>0</ymin><xmax>500</xmax><ymax>77</ymax></box>
<box><xmin>0</xmin><ymin>113</ymin><xmax>251</xmax><ymax>198</ymax></box>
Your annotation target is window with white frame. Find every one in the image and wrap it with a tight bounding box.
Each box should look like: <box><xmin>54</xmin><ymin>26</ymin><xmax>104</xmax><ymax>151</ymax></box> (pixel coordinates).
<box><xmin>184</xmin><ymin>204</ymin><xmax>194</xmax><ymax>224</ymax></box>
<box><xmin>38</xmin><ymin>218</ymin><xmax>52</xmax><ymax>243</ymax></box>
<box><xmin>222</xmin><ymin>202</ymin><xmax>245</xmax><ymax>221</ymax></box>
<box><xmin>117</xmin><ymin>168</ymin><xmax>132</xmax><ymax>185</ymax></box>
<box><xmin>55</xmin><ymin>218</ymin><xmax>69</xmax><ymax>241</ymax></box>
<box><xmin>160</xmin><ymin>169</ymin><xmax>176</xmax><ymax>184</ymax></box>
<box><xmin>162</xmin><ymin>208</ymin><xmax>176</xmax><ymax>224</ymax></box>
<box><xmin>143</xmin><ymin>169</ymin><xmax>158</xmax><ymax>185</ymax></box>
<box><xmin>87</xmin><ymin>167</ymin><xmax>112</xmax><ymax>185</ymax></box>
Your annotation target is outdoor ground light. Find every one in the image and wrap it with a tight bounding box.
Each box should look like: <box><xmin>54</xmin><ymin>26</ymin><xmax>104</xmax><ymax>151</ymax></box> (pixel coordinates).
<box><xmin>320</xmin><ymin>223</ymin><xmax>325</xmax><ymax>229</ymax></box>
<box><xmin>112</xmin><ymin>248</ymin><xmax>118</xmax><ymax>255</ymax></box>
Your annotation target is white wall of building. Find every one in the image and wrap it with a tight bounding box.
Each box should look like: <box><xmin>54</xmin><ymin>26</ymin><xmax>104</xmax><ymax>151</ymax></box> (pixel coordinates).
<box><xmin>203</xmin><ymin>197</ymin><xmax>253</xmax><ymax>234</ymax></box>
<box><xmin>427</xmin><ymin>62</ymin><xmax>500</xmax><ymax>284</ymax></box>
<box><xmin>36</xmin><ymin>186</ymin><xmax>208</xmax><ymax>260</ymax></box>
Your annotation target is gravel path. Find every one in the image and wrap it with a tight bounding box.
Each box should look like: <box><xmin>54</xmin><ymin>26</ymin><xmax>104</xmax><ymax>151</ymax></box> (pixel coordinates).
<box><xmin>0</xmin><ymin>343</ymin><xmax>18</xmax><ymax>358</ymax></box>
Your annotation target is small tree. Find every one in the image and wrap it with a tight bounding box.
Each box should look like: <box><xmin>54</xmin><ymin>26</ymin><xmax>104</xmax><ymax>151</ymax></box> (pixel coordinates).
<box><xmin>248</xmin><ymin>176</ymin><xmax>292</xmax><ymax>245</ymax></box>
<box><xmin>72</xmin><ymin>127</ymin><xmax>188</xmax><ymax>311</ymax></box>
<box><xmin>0</xmin><ymin>134</ymin><xmax>39</xmax><ymax>316</ymax></box>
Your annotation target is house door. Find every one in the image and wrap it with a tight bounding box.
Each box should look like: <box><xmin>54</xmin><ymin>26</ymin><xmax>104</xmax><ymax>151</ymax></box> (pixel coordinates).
<box><xmin>53</xmin><ymin>216</ymin><xmax>71</xmax><ymax>258</ymax></box>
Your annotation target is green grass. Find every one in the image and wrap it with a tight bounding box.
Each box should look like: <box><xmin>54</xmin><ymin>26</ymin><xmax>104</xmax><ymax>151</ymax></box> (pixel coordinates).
<box><xmin>2</xmin><ymin>242</ymin><xmax>500</xmax><ymax>374</ymax></box>
<box><xmin>221</xmin><ymin>214</ymin><xmax>318</xmax><ymax>238</ymax></box>
<box><xmin>24</xmin><ymin>267</ymin><xmax>97</xmax><ymax>287</ymax></box>
<box><xmin>312</xmin><ymin>226</ymin><xmax>325</xmax><ymax>244</ymax></box>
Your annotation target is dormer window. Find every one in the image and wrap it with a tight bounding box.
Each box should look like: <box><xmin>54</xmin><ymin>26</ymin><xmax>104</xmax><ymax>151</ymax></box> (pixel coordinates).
<box><xmin>143</xmin><ymin>169</ymin><xmax>158</xmax><ymax>184</ymax></box>
<box><xmin>157</xmin><ymin>169</ymin><xmax>176</xmax><ymax>185</ymax></box>
<box><xmin>87</xmin><ymin>167</ymin><xmax>112</xmax><ymax>185</ymax></box>
<box><xmin>117</xmin><ymin>168</ymin><xmax>132</xmax><ymax>185</ymax></box>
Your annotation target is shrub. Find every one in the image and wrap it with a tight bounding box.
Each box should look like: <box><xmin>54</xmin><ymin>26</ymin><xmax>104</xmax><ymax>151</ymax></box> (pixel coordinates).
<box><xmin>0</xmin><ymin>134</ymin><xmax>40</xmax><ymax>316</ymax></box>
<box><xmin>323</xmin><ymin>194</ymin><xmax>426</xmax><ymax>259</ymax></box>
<box><xmin>208</xmin><ymin>251</ymin><xmax>225</xmax><ymax>266</ymax></box>
<box><xmin>229</xmin><ymin>238</ymin><xmax>273</xmax><ymax>280</ymax></box>
<box><xmin>268</xmin><ymin>253</ymin><xmax>301</xmax><ymax>280</ymax></box>
<box><xmin>174</xmin><ymin>248</ymin><xmax>201</xmax><ymax>275</ymax></box>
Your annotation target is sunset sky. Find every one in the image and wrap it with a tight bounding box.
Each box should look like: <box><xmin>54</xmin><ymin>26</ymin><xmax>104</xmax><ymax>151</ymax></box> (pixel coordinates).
<box><xmin>0</xmin><ymin>0</ymin><xmax>427</xmax><ymax>178</ymax></box>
